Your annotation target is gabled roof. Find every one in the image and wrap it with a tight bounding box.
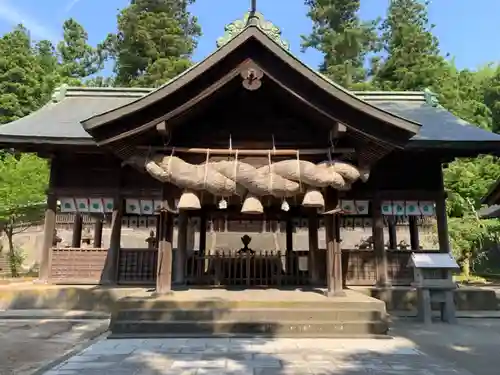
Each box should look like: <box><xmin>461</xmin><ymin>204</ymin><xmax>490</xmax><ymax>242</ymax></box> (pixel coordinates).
<box><xmin>1</xmin><ymin>86</ymin><xmax>499</xmax><ymax>153</ymax></box>
<box><xmin>81</xmin><ymin>25</ymin><xmax>421</xmax><ymax>145</ymax></box>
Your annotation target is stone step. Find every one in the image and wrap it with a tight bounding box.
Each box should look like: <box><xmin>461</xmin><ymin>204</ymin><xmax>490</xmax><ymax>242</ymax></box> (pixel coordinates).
<box><xmin>117</xmin><ymin>298</ymin><xmax>383</xmax><ymax>311</ymax></box>
<box><xmin>110</xmin><ymin>320</ymin><xmax>389</xmax><ymax>337</ymax></box>
<box><xmin>114</xmin><ymin>308</ymin><xmax>385</xmax><ymax>322</ymax></box>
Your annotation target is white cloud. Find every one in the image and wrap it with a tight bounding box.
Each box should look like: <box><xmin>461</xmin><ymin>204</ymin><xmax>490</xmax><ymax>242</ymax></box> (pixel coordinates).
<box><xmin>64</xmin><ymin>0</ymin><xmax>82</xmax><ymax>13</ymax></box>
<box><xmin>0</xmin><ymin>0</ymin><xmax>59</xmax><ymax>42</ymax></box>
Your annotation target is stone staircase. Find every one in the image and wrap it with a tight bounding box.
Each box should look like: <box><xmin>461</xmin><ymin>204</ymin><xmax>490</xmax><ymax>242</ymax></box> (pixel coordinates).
<box><xmin>108</xmin><ymin>290</ymin><xmax>389</xmax><ymax>338</ymax></box>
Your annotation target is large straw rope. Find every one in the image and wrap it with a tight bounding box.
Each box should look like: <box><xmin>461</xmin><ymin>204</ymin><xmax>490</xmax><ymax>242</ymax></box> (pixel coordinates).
<box><xmin>132</xmin><ymin>153</ymin><xmax>367</xmax><ymax>196</ymax></box>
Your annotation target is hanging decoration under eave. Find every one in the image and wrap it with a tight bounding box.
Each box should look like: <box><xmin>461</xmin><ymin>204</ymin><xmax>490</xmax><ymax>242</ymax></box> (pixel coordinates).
<box><xmin>381</xmin><ymin>200</ymin><xmax>435</xmax><ymax>216</ymax></box>
<box><xmin>59</xmin><ymin>197</ymin><xmax>114</xmax><ymax>213</ymax></box>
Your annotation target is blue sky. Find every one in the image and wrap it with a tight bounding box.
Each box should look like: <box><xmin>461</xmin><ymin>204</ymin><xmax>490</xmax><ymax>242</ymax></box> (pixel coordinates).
<box><xmin>0</xmin><ymin>0</ymin><xmax>498</xmax><ymax>71</ymax></box>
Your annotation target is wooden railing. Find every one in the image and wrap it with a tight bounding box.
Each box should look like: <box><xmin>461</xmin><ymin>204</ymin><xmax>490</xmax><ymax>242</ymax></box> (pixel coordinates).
<box><xmin>50</xmin><ymin>247</ymin><xmax>108</xmax><ymax>283</ymax></box>
<box><xmin>117</xmin><ymin>248</ymin><xmax>157</xmax><ymax>285</ymax></box>
<box><xmin>186</xmin><ymin>250</ymin><xmax>309</xmax><ymax>287</ymax></box>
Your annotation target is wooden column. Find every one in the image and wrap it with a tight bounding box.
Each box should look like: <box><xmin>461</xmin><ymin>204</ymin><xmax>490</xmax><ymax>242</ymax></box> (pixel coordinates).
<box><xmin>372</xmin><ymin>195</ymin><xmax>389</xmax><ymax>286</ymax></box>
<box><xmin>409</xmin><ymin>216</ymin><xmax>420</xmax><ymax>250</ymax></box>
<box><xmin>308</xmin><ymin>211</ymin><xmax>320</xmax><ymax>285</ymax></box>
<box><xmin>156</xmin><ymin>190</ymin><xmax>174</xmax><ymax>295</ymax></box>
<box><xmin>324</xmin><ymin>189</ymin><xmax>344</xmax><ymax>297</ymax></box>
<box><xmin>71</xmin><ymin>213</ymin><xmax>83</xmax><ymax>248</ymax></box>
<box><xmin>388</xmin><ymin>218</ymin><xmax>397</xmax><ymax>249</ymax></box>
<box><xmin>101</xmin><ymin>196</ymin><xmax>123</xmax><ymax>284</ymax></box>
<box><xmin>174</xmin><ymin>211</ymin><xmax>188</xmax><ymax>285</ymax></box>
<box><xmin>199</xmin><ymin>209</ymin><xmax>207</xmax><ymax>255</ymax></box>
<box><xmin>93</xmin><ymin>218</ymin><xmax>103</xmax><ymax>248</ymax></box>
<box><xmin>38</xmin><ymin>193</ymin><xmax>57</xmax><ymax>282</ymax></box>
<box><xmin>436</xmin><ymin>193</ymin><xmax>450</xmax><ymax>253</ymax></box>
<box><xmin>286</xmin><ymin>217</ymin><xmax>293</xmax><ymax>253</ymax></box>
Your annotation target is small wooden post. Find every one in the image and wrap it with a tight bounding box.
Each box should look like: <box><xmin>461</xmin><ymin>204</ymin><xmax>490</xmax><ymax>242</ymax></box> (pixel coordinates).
<box><xmin>174</xmin><ymin>211</ymin><xmax>188</xmax><ymax>285</ymax></box>
<box><xmin>388</xmin><ymin>217</ymin><xmax>397</xmax><ymax>249</ymax></box>
<box><xmin>409</xmin><ymin>216</ymin><xmax>420</xmax><ymax>250</ymax></box>
<box><xmin>155</xmin><ymin>191</ymin><xmax>174</xmax><ymax>295</ymax></box>
<box><xmin>199</xmin><ymin>209</ymin><xmax>207</xmax><ymax>255</ymax></box>
<box><xmin>372</xmin><ymin>195</ymin><xmax>389</xmax><ymax>286</ymax></box>
<box><xmin>101</xmin><ymin>196</ymin><xmax>123</xmax><ymax>284</ymax></box>
<box><xmin>71</xmin><ymin>213</ymin><xmax>83</xmax><ymax>248</ymax></box>
<box><xmin>308</xmin><ymin>211</ymin><xmax>320</xmax><ymax>285</ymax></box>
<box><xmin>38</xmin><ymin>194</ymin><xmax>57</xmax><ymax>282</ymax></box>
<box><xmin>93</xmin><ymin>218</ymin><xmax>103</xmax><ymax>248</ymax></box>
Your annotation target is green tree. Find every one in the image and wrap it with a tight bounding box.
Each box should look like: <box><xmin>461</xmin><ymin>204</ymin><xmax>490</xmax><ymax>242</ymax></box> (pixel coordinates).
<box><xmin>0</xmin><ymin>153</ymin><xmax>48</xmax><ymax>276</ymax></box>
<box><xmin>106</xmin><ymin>0</ymin><xmax>201</xmax><ymax>87</ymax></box>
<box><xmin>302</xmin><ymin>0</ymin><xmax>379</xmax><ymax>89</ymax></box>
<box><xmin>373</xmin><ymin>0</ymin><xmax>447</xmax><ymax>91</ymax></box>
<box><xmin>0</xmin><ymin>25</ymin><xmax>47</xmax><ymax>124</ymax></box>
<box><xmin>57</xmin><ymin>18</ymin><xmax>104</xmax><ymax>85</ymax></box>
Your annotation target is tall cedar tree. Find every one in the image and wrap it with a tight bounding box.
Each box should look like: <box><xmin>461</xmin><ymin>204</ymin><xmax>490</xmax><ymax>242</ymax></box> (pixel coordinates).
<box><xmin>302</xmin><ymin>0</ymin><xmax>378</xmax><ymax>89</ymax></box>
<box><xmin>374</xmin><ymin>0</ymin><xmax>447</xmax><ymax>91</ymax></box>
<box><xmin>0</xmin><ymin>26</ymin><xmax>47</xmax><ymax>124</ymax></box>
<box><xmin>106</xmin><ymin>0</ymin><xmax>201</xmax><ymax>87</ymax></box>
<box><xmin>57</xmin><ymin>18</ymin><xmax>104</xmax><ymax>85</ymax></box>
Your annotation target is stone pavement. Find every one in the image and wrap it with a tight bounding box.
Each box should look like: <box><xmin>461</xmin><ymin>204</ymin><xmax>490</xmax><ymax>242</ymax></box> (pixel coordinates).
<box><xmin>0</xmin><ymin>318</ymin><xmax>108</xmax><ymax>375</ymax></box>
<box><xmin>44</xmin><ymin>337</ymin><xmax>469</xmax><ymax>375</ymax></box>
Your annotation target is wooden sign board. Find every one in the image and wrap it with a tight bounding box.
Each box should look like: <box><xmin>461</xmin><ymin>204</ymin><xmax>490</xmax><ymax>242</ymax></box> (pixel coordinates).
<box><xmin>408</xmin><ymin>252</ymin><xmax>459</xmax><ymax>269</ymax></box>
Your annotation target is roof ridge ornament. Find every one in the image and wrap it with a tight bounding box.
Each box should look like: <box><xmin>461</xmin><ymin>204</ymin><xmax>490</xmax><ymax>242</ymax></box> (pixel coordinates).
<box><xmin>216</xmin><ymin>11</ymin><xmax>290</xmax><ymax>51</ymax></box>
<box><xmin>424</xmin><ymin>88</ymin><xmax>443</xmax><ymax>108</ymax></box>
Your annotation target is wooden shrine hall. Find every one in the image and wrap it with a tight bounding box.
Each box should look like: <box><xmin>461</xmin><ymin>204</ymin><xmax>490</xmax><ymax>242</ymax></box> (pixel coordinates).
<box><xmin>2</xmin><ymin>12</ymin><xmax>500</xmax><ymax>296</ymax></box>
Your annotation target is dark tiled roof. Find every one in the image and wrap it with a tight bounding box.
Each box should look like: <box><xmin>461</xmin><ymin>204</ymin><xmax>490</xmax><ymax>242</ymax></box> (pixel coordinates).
<box><xmin>478</xmin><ymin>204</ymin><xmax>500</xmax><ymax>219</ymax></box>
<box><xmin>2</xmin><ymin>87</ymin><xmax>500</xmax><ymax>148</ymax></box>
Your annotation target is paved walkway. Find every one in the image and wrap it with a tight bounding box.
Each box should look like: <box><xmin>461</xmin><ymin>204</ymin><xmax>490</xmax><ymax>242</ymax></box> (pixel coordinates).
<box><xmin>44</xmin><ymin>337</ymin><xmax>469</xmax><ymax>375</ymax></box>
<box><xmin>0</xmin><ymin>318</ymin><xmax>108</xmax><ymax>375</ymax></box>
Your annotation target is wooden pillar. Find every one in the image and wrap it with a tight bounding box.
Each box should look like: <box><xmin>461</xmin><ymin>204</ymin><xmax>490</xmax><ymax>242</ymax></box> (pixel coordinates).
<box><xmin>71</xmin><ymin>213</ymin><xmax>83</xmax><ymax>248</ymax></box>
<box><xmin>388</xmin><ymin>218</ymin><xmax>397</xmax><ymax>249</ymax></box>
<box><xmin>38</xmin><ymin>193</ymin><xmax>57</xmax><ymax>282</ymax></box>
<box><xmin>93</xmin><ymin>218</ymin><xmax>103</xmax><ymax>248</ymax></box>
<box><xmin>286</xmin><ymin>217</ymin><xmax>293</xmax><ymax>253</ymax></box>
<box><xmin>324</xmin><ymin>189</ymin><xmax>344</xmax><ymax>297</ymax></box>
<box><xmin>436</xmin><ymin>193</ymin><xmax>450</xmax><ymax>253</ymax></box>
<box><xmin>156</xmin><ymin>190</ymin><xmax>174</xmax><ymax>295</ymax></box>
<box><xmin>409</xmin><ymin>216</ymin><xmax>420</xmax><ymax>250</ymax></box>
<box><xmin>308</xmin><ymin>211</ymin><xmax>320</xmax><ymax>285</ymax></box>
<box><xmin>174</xmin><ymin>211</ymin><xmax>188</xmax><ymax>285</ymax></box>
<box><xmin>372</xmin><ymin>195</ymin><xmax>389</xmax><ymax>286</ymax></box>
<box><xmin>101</xmin><ymin>196</ymin><xmax>123</xmax><ymax>284</ymax></box>
<box><xmin>199</xmin><ymin>209</ymin><xmax>207</xmax><ymax>255</ymax></box>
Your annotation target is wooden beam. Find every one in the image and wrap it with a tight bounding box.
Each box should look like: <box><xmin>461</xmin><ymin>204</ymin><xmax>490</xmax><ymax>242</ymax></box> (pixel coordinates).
<box><xmin>101</xmin><ymin>195</ymin><xmax>123</xmax><ymax>284</ymax></box>
<box><xmin>155</xmin><ymin>187</ymin><xmax>174</xmax><ymax>295</ymax></box>
<box><xmin>136</xmin><ymin>146</ymin><xmax>354</xmax><ymax>156</ymax></box>
<box><xmin>324</xmin><ymin>188</ymin><xmax>345</xmax><ymax>297</ymax></box>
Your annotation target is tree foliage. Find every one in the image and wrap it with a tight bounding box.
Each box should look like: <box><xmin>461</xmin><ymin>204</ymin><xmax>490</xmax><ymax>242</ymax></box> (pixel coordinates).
<box><xmin>0</xmin><ymin>153</ymin><xmax>48</xmax><ymax>276</ymax></box>
<box><xmin>105</xmin><ymin>0</ymin><xmax>201</xmax><ymax>87</ymax></box>
<box><xmin>302</xmin><ymin>0</ymin><xmax>379</xmax><ymax>89</ymax></box>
